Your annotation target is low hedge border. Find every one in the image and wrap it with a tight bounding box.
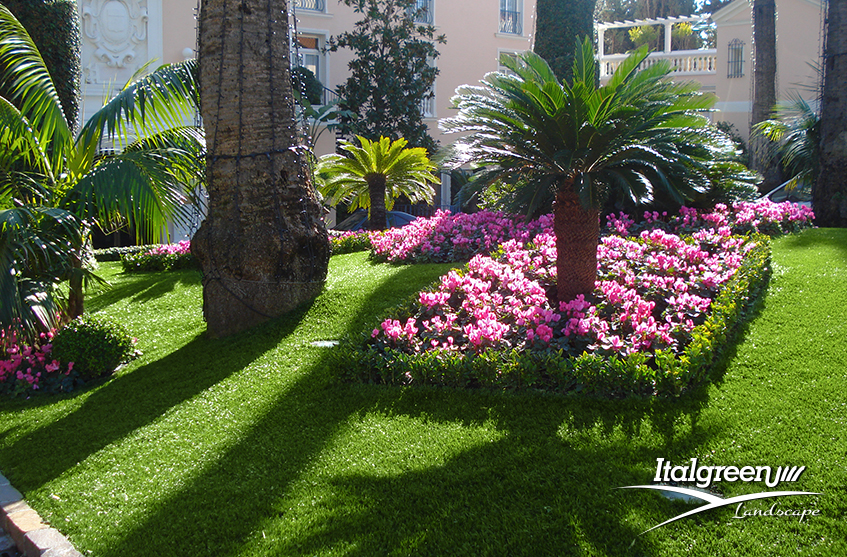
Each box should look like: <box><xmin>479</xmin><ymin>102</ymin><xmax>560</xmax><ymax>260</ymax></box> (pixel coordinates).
<box><xmin>333</xmin><ymin>234</ymin><xmax>771</xmax><ymax>398</ymax></box>
<box><xmin>93</xmin><ymin>245</ymin><xmax>154</xmax><ymax>262</ymax></box>
<box><xmin>120</xmin><ymin>252</ymin><xmax>197</xmax><ymax>273</ymax></box>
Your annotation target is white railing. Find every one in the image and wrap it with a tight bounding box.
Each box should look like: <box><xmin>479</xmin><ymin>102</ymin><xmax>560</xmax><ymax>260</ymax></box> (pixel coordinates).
<box><xmin>599</xmin><ymin>49</ymin><xmax>717</xmax><ymax>78</ymax></box>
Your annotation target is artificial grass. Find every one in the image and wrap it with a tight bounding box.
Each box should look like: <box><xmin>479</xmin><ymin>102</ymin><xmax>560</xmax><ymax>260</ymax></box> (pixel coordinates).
<box><xmin>0</xmin><ymin>232</ymin><xmax>845</xmax><ymax>556</ymax></box>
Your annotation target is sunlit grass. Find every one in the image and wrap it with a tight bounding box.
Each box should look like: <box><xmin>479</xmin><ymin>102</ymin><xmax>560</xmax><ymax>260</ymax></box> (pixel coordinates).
<box><xmin>0</xmin><ymin>233</ymin><xmax>845</xmax><ymax>556</ymax></box>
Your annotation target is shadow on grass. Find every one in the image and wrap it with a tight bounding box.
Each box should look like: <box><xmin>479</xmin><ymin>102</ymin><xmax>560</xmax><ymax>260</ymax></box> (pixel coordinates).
<box><xmin>85</xmin><ymin>269</ymin><xmax>204</xmax><ymax>312</ymax></box>
<box><xmin>777</xmin><ymin>228</ymin><xmax>847</xmax><ymax>262</ymax></box>
<box><xmin>0</xmin><ymin>297</ymin><xmax>316</xmax><ymax>491</ymax></box>
<box><xmin>93</xmin><ymin>280</ymin><xmax>722</xmax><ymax>556</ymax></box>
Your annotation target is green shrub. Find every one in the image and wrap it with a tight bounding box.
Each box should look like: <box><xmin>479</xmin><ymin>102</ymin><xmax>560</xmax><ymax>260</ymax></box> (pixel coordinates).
<box><xmin>94</xmin><ymin>245</ymin><xmax>156</xmax><ymax>262</ymax></box>
<box><xmin>51</xmin><ymin>315</ymin><xmax>135</xmax><ymax>380</ymax></box>
<box><xmin>120</xmin><ymin>251</ymin><xmax>197</xmax><ymax>272</ymax></box>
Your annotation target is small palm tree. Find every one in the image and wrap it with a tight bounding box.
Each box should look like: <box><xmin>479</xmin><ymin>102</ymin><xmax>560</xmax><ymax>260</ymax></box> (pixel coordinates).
<box><xmin>440</xmin><ymin>38</ymin><xmax>728</xmax><ymax>304</ymax></box>
<box><xmin>0</xmin><ymin>4</ymin><xmax>203</xmax><ymax>333</ymax></box>
<box><xmin>316</xmin><ymin>136</ymin><xmax>438</xmax><ymax>230</ymax></box>
<box><xmin>753</xmin><ymin>92</ymin><xmax>820</xmax><ymax>190</ymax></box>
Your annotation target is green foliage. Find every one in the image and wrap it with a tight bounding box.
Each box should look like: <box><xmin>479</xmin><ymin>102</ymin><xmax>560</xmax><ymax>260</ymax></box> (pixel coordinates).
<box><xmin>1</xmin><ymin>0</ymin><xmax>79</xmax><ymax>127</ymax></box>
<box><xmin>120</xmin><ymin>252</ymin><xmax>197</xmax><ymax>273</ymax></box>
<box><xmin>0</xmin><ymin>5</ymin><xmax>203</xmax><ymax>332</ymax></box>
<box><xmin>328</xmin><ymin>231</ymin><xmax>372</xmax><ymax>255</ymax></box>
<box><xmin>93</xmin><ymin>245</ymin><xmax>154</xmax><ymax>262</ymax></box>
<box><xmin>338</xmin><ymin>236</ymin><xmax>772</xmax><ymax>397</ymax></box>
<box><xmin>291</xmin><ymin>66</ymin><xmax>323</xmax><ymax>106</ymax></box>
<box><xmin>51</xmin><ymin>314</ymin><xmax>135</xmax><ymax>379</ymax></box>
<box><xmin>752</xmin><ymin>93</ymin><xmax>820</xmax><ymax>190</ymax></box>
<box><xmin>316</xmin><ymin>136</ymin><xmax>437</xmax><ymax>227</ymax></box>
<box><xmin>326</xmin><ymin>0</ymin><xmax>445</xmax><ymax>152</ymax></box>
<box><xmin>534</xmin><ymin>0</ymin><xmax>595</xmax><ymax>81</ymax></box>
<box><xmin>442</xmin><ymin>39</ymin><xmax>730</xmax><ymax>217</ymax></box>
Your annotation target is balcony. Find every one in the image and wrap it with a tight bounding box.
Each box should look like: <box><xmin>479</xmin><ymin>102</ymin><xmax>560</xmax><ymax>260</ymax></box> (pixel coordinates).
<box><xmin>409</xmin><ymin>0</ymin><xmax>433</xmax><ymax>24</ymax></box>
<box><xmin>598</xmin><ymin>49</ymin><xmax>718</xmax><ymax>78</ymax></box>
<box><xmin>499</xmin><ymin>10</ymin><xmax>522</xmax><ymax>35</ymax></box>
<box><xmin>294</xmin><ymin>0</ymin><xmax>325</xmax><ymax>11</ymax></box>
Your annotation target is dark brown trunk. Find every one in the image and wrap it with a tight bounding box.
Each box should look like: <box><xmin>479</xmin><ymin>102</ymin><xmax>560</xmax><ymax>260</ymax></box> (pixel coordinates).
<box><xmin>192</xmin><ymin>0</ymin><xmax>330</xmax><ymax>338</ymax></box>
<box><xmin>67</xmin><ymin>255</ymin><xmax>84</xmax><ymax>320</ymax></box>
<box><xmin>750</xmin><ymin>0</ymin><xmax>780</xmax><ymax>188</ymax></box>
<box><xmin>553</xmin><ymin>186</ymin><xmax>599</xmax><ymax>305</ymax></box>
<box><xmin>367</xmin><ymin>174</ymin><xmax>387</xmax><ymax>230</ymax></box>
<box><xmin>815</xmin><ymin>0</ymin><xmax>847</xmax><ymax>227</ymax></box>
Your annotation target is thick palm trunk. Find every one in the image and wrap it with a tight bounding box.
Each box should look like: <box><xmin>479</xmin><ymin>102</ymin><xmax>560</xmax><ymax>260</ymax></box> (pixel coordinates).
<box><xmin>192</xmin><ymin>0</ymin><xmax>330</xmax><ymax>337</ymax></box>
<box><xmin>815</xmin><ymin>0</ymin><xmax>847</xmax><ymax>227</ymax></box>
<box><xmin>750</xmin><ymin>0</ymin><xmax>780</xmax><ymax>187</ymax></box>
<box><xmin>367</xmin><ymin>175</ymin><xmax>387</xmax><ymax>230</ymax></box>
<box><xmin>553</xmin><ymin>186</ymin><xmax>599</xmax><ymax>305</ymax></box>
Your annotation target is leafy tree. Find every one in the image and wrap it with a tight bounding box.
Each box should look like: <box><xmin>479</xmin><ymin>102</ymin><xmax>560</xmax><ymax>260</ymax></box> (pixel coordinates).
<box><xmin>815</xmin><ymin>0</ymin><xmax>847</xmax><ymax>227</ymax></box>
<box><xmin>441</xmin><ymin>39</ymin><xmax>729</xmax><ymax>304</ymax></box>
<box><xmin>316</xmin><ymin>136</ymin><xmax>437</xmax><ymax>230</ymax></box>
<box><xmin>534</xmin><ymin>0</ymin><xmax>596</xmax><ymax>81</ymax></box>
<box><xmin>0</xmin><ymin>4</ymin><xmax>203</xmax><ymax>334</ymax></box>
<box><xmin>326</xmin><ymin>0</ymin><xmax>445</xmax><ymax>153</ymax></box>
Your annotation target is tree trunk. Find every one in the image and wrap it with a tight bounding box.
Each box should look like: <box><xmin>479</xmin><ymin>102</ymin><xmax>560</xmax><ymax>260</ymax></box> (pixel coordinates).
<box><xmin>553</xmin><ymin>186</ymin><xmax>599</xmax><ymax>305</ymax></box>
<box><xmin>192</xmin><ymin>0</ymin><xmax>330</xmax><ymax>338</ymax></box>
<box><xmin>366</xmin><ymin>174</ymin><xmax>387</xmax><ymax>230</ymax></box>
<box><xmin>815</xmin><ymin>0</ymin><xmax>847</xmax><ymax>227</ymax></box>
<box><xmin>750</xmin><ymin>0</ymin><xmax>780</xmax><ymax>188</ymax></box>
<box><xmin>67</xmin><ymin>253</ymin><xmax>84</xmax><ymax>320</ymax></box>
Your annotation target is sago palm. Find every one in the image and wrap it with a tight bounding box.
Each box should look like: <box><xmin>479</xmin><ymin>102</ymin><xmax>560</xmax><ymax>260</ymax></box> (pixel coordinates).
<box><xmin>317</xmin><ymin>136</ymin><xmax>438</xmax><ymax>230</ymax></box>
<box><xmin>0</xmin><ymin>4</ymin><xmax>203</xmax><ymax>333</ymax></box>
<box><xmin>440</xmin><ymin>37</ymin><xmax>729</xmax><ymax>304</ymax></box>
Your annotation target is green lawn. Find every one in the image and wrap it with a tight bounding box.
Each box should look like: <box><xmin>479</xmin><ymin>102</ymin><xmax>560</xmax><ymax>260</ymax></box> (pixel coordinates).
<box><xmin>1</xmin><ymin>229</ymin><xmax>846</xmax><ymax>556</ymax></box>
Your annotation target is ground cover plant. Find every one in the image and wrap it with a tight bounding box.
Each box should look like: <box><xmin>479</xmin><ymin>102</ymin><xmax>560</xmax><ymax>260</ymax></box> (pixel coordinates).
<box><xmin>0</xmin><ymin>231</ymin><xmax>844</xmax><ymax>556</ymax></box>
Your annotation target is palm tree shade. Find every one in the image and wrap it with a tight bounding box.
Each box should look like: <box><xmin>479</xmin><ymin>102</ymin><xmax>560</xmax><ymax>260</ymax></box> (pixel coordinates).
<box><xmin>440</xmin><ymin>38</ymin><xmax>727</xmax><ymax>304</ymax></box>
<box><xmin>316</xmin><ymin>136</ymin><xmax>438</xmax><ymax>230</ymax></box>
<box><xmin>0</xmin><ymin>4</ymin><xmax>203</xmax><ymax>334</ymax></box>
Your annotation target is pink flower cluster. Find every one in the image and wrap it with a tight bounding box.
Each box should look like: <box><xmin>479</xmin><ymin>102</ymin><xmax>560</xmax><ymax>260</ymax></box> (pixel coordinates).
<box><xmin>0</xmin><ymin>328</ymin><xmax>74</xmax><ymax>395</ymax></box>
<box><xmin>147</xmin><ymin>240</ymin><xmax>191</xmax><ymax>256</ymax></box>
<box><xmin>371</xmin><ymin>224</ymin><xmax>759</xmax><ymax>358</ymax></box>
<box><xmin>369</xmin><ymin>210</ymin><xmax>553</xmax><ymax>263</ymax></box>
<box><xmin>605</xmin><ymin>201</ymin><xmax>814</xmax><ymax>237</ymax></box>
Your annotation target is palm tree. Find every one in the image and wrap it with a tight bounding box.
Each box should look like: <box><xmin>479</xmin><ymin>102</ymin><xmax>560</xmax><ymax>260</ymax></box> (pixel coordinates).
<box><xmin>753</xmin><ymin>93</ymin><xmax>820</xmax><ymax>190</ymax></box>
<box><xmin>815</xmin><ymin>0</ymin><xmax>847</xmax><ymax>227</ymax></box>
<box><xmin>750</xmin><ymin>0</ymin><xmax>779</xmax><ymax>186</ymax></box>
<box><xmin>440</xmin><ymin>38</ymin><xmax>727</xmax><ymax>304</ymax></box>
<box><xmin>193</xmin><ymin>0</ymin><xmax>330</xmax><ymax>338</ymax></box>
<box><xmin>0</xmin><ymin>4</ymin><xmax>203</xmax><ymax>334</ymax></box>
<box><xmin>316</xmin><ymin>136</ymin><xmax>437</xmax><ymax>230</ymax></box>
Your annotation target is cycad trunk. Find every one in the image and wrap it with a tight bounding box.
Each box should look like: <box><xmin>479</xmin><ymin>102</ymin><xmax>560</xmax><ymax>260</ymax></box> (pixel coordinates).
<box><xmin>553</xmin><ymin>186</ymin><xmax>599</xmax><ymax>305</ymax></box>
<box><xmin>815</xmin><ymin>0</ymin><xmax>847</xmax><ymax>227</ymax></box>
<box><xmin>192</xmin><ymin>0</ymin><xmax>330</xmax><ymax>337</ymax></box>
<box><xmin>367</xmin><ymin>174</ymin><xmax>387</xmax><ymax>230</ymax></box>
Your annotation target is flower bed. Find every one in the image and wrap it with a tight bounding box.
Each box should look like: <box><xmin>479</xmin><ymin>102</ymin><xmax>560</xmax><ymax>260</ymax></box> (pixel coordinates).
<box><xmin>369</xmin><ymin>210</ymin><xmax>553</xmax><ymax>263</ymax></box>
<box><xmin>0</xmin><ymin>328</ymin><xmax>78</xmax><ymax>396</ymax></box>
<box><xmin>337</xmin><ymin>200</ymin><xmax>813</xmax><ymax>397</ymax></box>
<box><xmin>121</xmin><ymin>240</ymin><xmax>196</xmax><ymax>272</ymax></box>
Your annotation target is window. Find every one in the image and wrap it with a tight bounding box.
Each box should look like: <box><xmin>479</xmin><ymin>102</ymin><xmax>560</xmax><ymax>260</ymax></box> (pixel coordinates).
<box><xmin>409</xmin><ymin>0</ymin><xmax>433</xmax><ymax>24</ymax></box>
<box><xmin>498</xmin><ymin>50</ymin><xmax>521</xmax><ymax>75</ymax></box>
<box><xmin>293</xmin><ymin>34</ymin><xmax>327</xmax><ymax>103</ymax></box>
<box><xmin>727</xmin><ymin>38</ymin><xmax>744</xmax><ymax>78</ymax></box>
<box><xmin>293</xmin><ymin>0</ymin><xmax>325</xmax><ymax>12</ymax></box>
<box><xmin>499</xmin><ymin>0</ymin><xmax>522</xmax><ymax>35</ymax></box>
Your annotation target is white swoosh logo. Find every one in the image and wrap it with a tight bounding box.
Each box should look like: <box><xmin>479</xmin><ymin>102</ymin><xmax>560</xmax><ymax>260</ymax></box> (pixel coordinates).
<box><xmin>618</xmin><ymin>485</ymin><xmax>821</xmax><ymax>535</ymax></box>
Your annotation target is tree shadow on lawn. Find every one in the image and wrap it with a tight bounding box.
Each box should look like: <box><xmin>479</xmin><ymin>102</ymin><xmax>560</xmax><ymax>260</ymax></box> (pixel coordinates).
<box><xmin>85</xmin><ymin>268</ymin><xmax>203</xmax><ymax>311</ymax></box>
<box><xmin>0</xmin><ymin>296</ymin><xmax>315</xmax><ymax>492</ymax></box>
<box><xmin>97</xmin><ymin>350</ymin><xmax>722</xmax><ymax>552</ymax></box>
<box><xmin>777</xmin><ymin>228</ymin><xmax>847</xmax><ymax>262</ymax></box>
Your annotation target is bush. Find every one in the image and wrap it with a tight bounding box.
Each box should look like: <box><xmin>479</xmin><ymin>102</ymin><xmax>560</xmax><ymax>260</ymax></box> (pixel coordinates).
<box><xmin>0</xmin><ymin>327</ymin><xmax>78</xmax><ymax>397</ymax></box>
<box><xmin>120</xmin><ymin>241</ymin><xmax>196</xmax><ymax>272</ymax></box>
<box><xmin>329</xmin><ymin>230</ymin><xmax>372</xmax><ymax>255</ymax></box>
<box><xmin>94</xmin><ymin>245</ymin><xmax>155</xmax><ymax>262</ymax></box>
<box><xmin>51</xmin><ymin>315</ymin><xmax>135</xmax><ymax>380</ymax></box>
<box><xmin>291</xmin><ymin>66</ymin><xmax>323</xmax><ymax>105</ymax></box>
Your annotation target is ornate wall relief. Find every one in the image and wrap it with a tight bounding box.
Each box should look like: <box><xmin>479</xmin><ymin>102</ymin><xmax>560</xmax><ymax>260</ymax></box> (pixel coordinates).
<box><xmin>81</xmin><ymin>0</ymin><xmax>149</xmax><ymax>83</ymax></box>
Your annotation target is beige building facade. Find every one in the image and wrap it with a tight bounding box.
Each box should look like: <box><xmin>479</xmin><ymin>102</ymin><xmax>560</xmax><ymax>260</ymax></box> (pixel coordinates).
<box><xmin>77</xmin><ymin>0</ymin><xmax>537</xmax><ymax>156</ymax></box>
<box><xmin>596</xmin><ymin>0</ymin><xmax>826</xmax><ymax>140</ymax></box>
